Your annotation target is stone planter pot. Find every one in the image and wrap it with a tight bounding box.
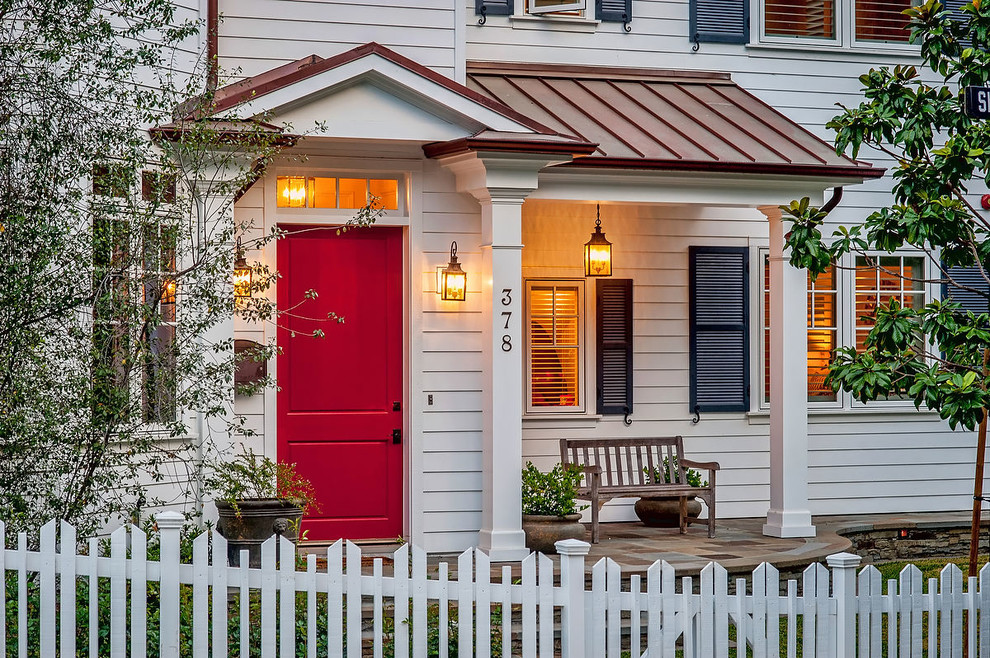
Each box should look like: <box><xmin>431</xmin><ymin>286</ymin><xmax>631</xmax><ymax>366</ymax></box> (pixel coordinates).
<box><xmin>216</xmin><ymin>499</ymin><xmax>303</xmax><ymax>568</ymax></box>
<box><xmin>522</xmin><ymin>513</ymin><xmax>586</xmax><ymax>554</ymax></box>
<box><xmin>634</xmin><ymin>496</ymin><xmax>702</xmax><ymax>528</ymax></box>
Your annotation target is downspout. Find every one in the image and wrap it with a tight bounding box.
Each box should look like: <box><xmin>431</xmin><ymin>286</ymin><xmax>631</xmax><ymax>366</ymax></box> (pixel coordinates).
<box><xmin>820</xmin><ymin>186</ymin><xmax>843</xmax><ymax>215</ymax></box>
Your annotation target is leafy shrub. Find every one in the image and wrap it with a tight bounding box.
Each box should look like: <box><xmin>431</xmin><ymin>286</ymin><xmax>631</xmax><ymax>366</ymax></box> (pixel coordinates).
<box><xmin>205</xmin><ymin>448</ymin><xmax>318</xmax><ymax>517</ymax></box>
<box><xmin>521</xmin><ymin>462</ymin><xmax>584</xmax><ymax>516</ymax></box>
<box><xmin>645</xmin><ymin>457</ymin><xmax>708</xmax><ymax>488</ymax></box>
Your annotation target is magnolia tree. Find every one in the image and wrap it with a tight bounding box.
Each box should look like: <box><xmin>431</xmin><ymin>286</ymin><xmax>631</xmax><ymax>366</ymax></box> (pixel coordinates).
<box><xmin>0</xmin><ymin>2</ymin><xmax>379</xmax><ymax>537</ymax></box>
<box><xmin>783</xmin><ymin>0</ymin><xmax>990</xmax><ymax>573</ymax></box>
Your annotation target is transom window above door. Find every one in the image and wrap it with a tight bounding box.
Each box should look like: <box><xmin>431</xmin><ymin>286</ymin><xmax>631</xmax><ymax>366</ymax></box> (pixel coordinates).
<box><xmin>275</xmin><ymin>176</ymin><xmax>399</xmax><ymax>210</ymax></box>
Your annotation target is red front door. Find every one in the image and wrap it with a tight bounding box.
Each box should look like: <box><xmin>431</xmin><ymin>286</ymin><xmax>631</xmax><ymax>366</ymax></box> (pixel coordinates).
<box><xmin>277</xmin><ymin>226</ymin><xmax>403</xmax><ymax>541</ymax></box>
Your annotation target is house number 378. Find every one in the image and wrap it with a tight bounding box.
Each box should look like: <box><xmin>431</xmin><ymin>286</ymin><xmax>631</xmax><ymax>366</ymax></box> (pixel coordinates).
<box><xmin>500</xmin><ymin>288</ymin><xmax>512</xmax><ymax>352</ymax></box>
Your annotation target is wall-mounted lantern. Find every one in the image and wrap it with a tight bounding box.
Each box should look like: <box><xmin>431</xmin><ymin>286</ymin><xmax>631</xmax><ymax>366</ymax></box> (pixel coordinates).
<box><xmin>233</xmin><ymin>237</ymin><xmax>252</xmax><ymax>299</ymax></box>
<box><xmin>437</xmin><ymin>241</ymin><xmax>467</xmax><ymax>301</ymax></box>
<box><xmin>584</xmin><ymin>204</ymin><xmax>612</xmax><ymax>277</ymax></box>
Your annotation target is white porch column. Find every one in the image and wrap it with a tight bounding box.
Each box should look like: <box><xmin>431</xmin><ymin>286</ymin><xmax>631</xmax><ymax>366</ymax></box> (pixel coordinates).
<box><xmin>440</xmin><ymin>151</ymin><xmax>569</xmax><ymax>561</ymax></box>
<box><xmin>760</xmin><ymin>205</ymin><xmax>816</xmax><ymax>538</ymax></box>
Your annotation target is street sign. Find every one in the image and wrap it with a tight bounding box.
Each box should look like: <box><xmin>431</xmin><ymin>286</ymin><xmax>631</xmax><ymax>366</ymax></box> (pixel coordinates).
<box><xmin>965</xmin><ymin>86</ymin><xmax>990</xmax><ymax>119</ymax></box>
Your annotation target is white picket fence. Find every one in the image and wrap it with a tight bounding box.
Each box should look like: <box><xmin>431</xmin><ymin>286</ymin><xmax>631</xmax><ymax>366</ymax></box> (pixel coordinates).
<box><xmin>4</xmin><ymin>513</ymin><xmax>990</xmax><ymax>657</ymax></box>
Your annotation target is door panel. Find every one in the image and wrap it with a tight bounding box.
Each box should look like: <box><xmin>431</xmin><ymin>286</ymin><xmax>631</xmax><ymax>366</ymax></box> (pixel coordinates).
<box><xmin>277</xmin><ymin>226</ymin><xmax>403</xmax><ymax>540</ymax></box>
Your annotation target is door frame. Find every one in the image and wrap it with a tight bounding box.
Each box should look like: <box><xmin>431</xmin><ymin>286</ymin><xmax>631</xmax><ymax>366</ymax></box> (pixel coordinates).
<box><xmin>258</xmin><ymin>154</ymin><xmax>421</xmax><ymax>544</ymax></box>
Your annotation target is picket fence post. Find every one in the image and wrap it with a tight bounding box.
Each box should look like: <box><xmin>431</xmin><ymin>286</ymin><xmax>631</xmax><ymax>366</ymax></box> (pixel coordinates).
<box><xmin>827</xmin><ymin>552</ymin><xmax>862</xmax><ymax>658</ymax></box>
<box><xmin>557</xmin><ymin>539</ymin><xmax>591</xmax><ymax>658</ymax></box>
<box><xmin>156</xmin><ymin>511</ymin><xmax>185</xmax><ymax>658</ymax></box>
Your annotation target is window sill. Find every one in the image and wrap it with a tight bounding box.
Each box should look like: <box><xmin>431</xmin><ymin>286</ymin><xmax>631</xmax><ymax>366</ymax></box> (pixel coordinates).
<box><xmin>523</xmin><ymin>413</ymin><xmax>602</xmax><ymax>428</ymax></box>
<box><xmin>746</xmin><ymin>406</ymin><xmax>942</xmax><ymax>424</ymax></box>
<box><xmin>509</xmin><ymin>14</ymin><xmax>600</xmax><ymax>32</ymax></box>
<box><xmin>745</xmin><ymin>41</ymin><xmax>923</xmax><ymax>60</ymax></box>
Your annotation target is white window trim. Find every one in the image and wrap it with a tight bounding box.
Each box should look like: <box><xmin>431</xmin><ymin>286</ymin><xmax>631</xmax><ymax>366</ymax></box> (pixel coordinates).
<box><xmin>528</xmin><ymin>0</ymin><xmax>585</xmax><ymax>13</ymax></box>
<box><xmin>524</xmin><ymin>278</ymin><xmax>587</xmax><ymax>415</ymax></box>
<box><xmin>751</xmin><ymin>0</ymin><xmax>921</xmax><ymax>52</ymax></box>
<box><xmin>513</xmin><ymin>0</ymin><xmax>592</xmax><ymax>20</ymax></box>
<box><xmin>756</xmin><ymin>247</ymin><xmax>843</xmax><ymax>411</ymax></box>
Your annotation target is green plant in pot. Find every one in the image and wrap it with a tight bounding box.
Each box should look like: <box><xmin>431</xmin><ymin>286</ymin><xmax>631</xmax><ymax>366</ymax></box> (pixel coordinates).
<box><xmin>635</xmin><ymin>457</ymin><xmax>708</xmax><ymax>528</ymax></box>
<box><xmin>521</xmin><ymin>462</ymin><xmax>587</xmax><ymax>554</ymax></box>
<box><xmin>206</xmin><ymin>448</ymin><xmax>318</xmax><ymax>567</ymax></box>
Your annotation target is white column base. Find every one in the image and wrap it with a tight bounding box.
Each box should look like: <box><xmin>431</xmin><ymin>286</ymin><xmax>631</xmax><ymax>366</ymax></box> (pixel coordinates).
<box><xmin>478</xmin><ymin>529</ymin><xmax>530</xmax><ymax>562</ymax></box>
<box><xmin>763</xmin><ymin>508</ymin><xmax>816</xmax><ymax>538</ymax></box>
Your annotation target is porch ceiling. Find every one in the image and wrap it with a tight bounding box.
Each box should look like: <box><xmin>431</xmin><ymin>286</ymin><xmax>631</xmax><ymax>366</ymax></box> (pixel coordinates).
<box><xmin>465</xmin><ymin>62</ymin><xmax>885</xmax><ymax>181</ymax></box>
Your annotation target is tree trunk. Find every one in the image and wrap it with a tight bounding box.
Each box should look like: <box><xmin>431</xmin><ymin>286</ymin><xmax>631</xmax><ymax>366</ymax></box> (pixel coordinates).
<box><xmin>970</xmin><ymin>406</ymin><xmax>988</xmax><ymax>579</ymax></box>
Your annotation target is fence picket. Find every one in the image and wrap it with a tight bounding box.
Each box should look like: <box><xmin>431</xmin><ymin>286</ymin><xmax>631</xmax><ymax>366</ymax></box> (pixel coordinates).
<box><xmin>786</xmin><ymin>580</ymin><xmax>797</xmax><ymax>658</ymax></box>
<box><xmin>193</xmin><ymin>532</ymin><xmax>209</xmax><ymax>658</ymax></box>
<box><xmin>606</xmin><ymin>559</ymin><xmax>622</xmax><ymax>658</ymax></box>
<box><xmin>87</xmin><ymin>536</ymin><xmax>98</xmax><ymax>658</ymax></box>
<box><xmin>802</xmin><ymin>564</ymin><xmax>817</xmax><ymax>658</ymax></box>
<box><xmin>661</xmin><ymin>561</ymin><xmax>676</xmax><ymax>657</ymax></box>
<box><xmin>980</xmin><ymin>563</ymin><xmax>990</xmax><ymax>658</ymax></box>
<box><xmin>700</xmin><ymin>563</ymin><xmax>714</xmax><ymax>658</ymax></box>
<box><xmin>132</xmin><ymin>525</ymin><xmax>148</xmax><ymax>658</ymax></box>
<box><xmin>16</xmin><ymin>532</ymin><xmax>24</xmax><ymax>658</ymax></box>
<box><xmin>438</xmin><ymin>561</ymin><xmax>449</xmax><ymax>658</ymax></box>
<box><xmin>887</xmin><ymin>578</ymin><xmax>899</xmax><ymax>658</ymax></box>
<box><xmin>59</xmin><ymin>521</ymin><xmax>76</xmax><ymax>658</ymax></box>
<box><xmin>0</xmin><ymin>520</ymin><xmax>4</xmax><ymax>658</ymax></box>
<box><xmin>754</xmin><ymin>563</ymin><xmax>768</xmax><ymax>658</ymax></box>
<box><xmin>682</xmin><ymin>575</ymin><xmax>695</xmax><ymax>658</ymax></box>
<box><xmin>280</xmin><ymin>535</ymin><xmax>296</xmax><ymax>658</ymax></box>
<box><xmin>734</xmin><ymin>577</ymin><xmax>747</xmax><ymax>658</ymax></box>
<box><xmin>905</xmin><ymin>565</ymin><xmax>923</xmax><ymax>658</ymax></box>
<box><xmin>327</xmin><ymin>541</ymin><xmax>344</xmax><ymax>658</ymax></box>
<box><xmin>538</xmin><ymin>553</ymin><xmax>553</xmax><ymax>658</ymax></box>
<box><xmin>970</xmin><ymin>576</ymin><xmax>979</xmax><ymax>658</ymax></box>
<box><xmin>39</xmin><ymin>521</ymin><xmax>56</xmax><ymax>658</ymax></box>
<box><xmin>591</xmin><ymin>558</ymin><xmax>606</xmax><ymax>658</ymax></box>
<box><xmin>307</xmin><ymin>553</ymin><xmax>317</xmax><ymax>658</ymax></box>
<box><xmin>476</xmin><ymin>549</ymin><xmax>492</xmax><ymax>658</ymax></box>
<box><xmin>394</xmin><ymin>544</ymin><xmax>409</xmax><ymax>658</ymax></box>
<box><xmin>949</xmin><ymin>563</ymin><xmax>965</xmax><ymax>658</ymax></box>
<box><xmin>500</xmin><ymin>565</ymin><xmax>512</xmax><ymax>658</ymax></box>
<box><xmin>345</xmin><ymin>541</ymin><xmax>362</xmax><ymax>658</ymax></box>
<box><xmin>814</xmin><ymin>563</ymin><xmax>831</xmax><ymax>658</ymax></box>
<box><xmin>457</xmin><ymin>549</ymin><xmax>473</xmax><ymax>658</ymax></box>
<box><xmin>412</xmin><ymin>544</ymin><xmax>428</xmax><ymax>658</ymax></box>
<box><xmin>521</xmin><ymin>553</ymin><xmax>536</xmax><ymax>658</ymax></box>
<box><xmin>260</xmin><ymin>536</ymin><xmax>277</xmax><ymax>658</ymax></box>
<box><xmin>714</xmin><ymin>563</ymin><xmax>729</xmax><ymax>658</ymax></box>
<box><xmin>109</xmin><ymin>525</ymin><xmax>126</xmax><ymax>658</ymax></box>
<box><xmin>211</xmin><ymin>531</ymin><xmax>228</xmax><ymax>658</ymax></box>
<box><xmin>928</xmin><ymin>577</ymin><xmax>937</xmax><ymax>658</ymax></box>
<box><xmin>373</xmin><ymin>558</ymin><xmax>383</xmax><ymax>658</ymax></box>
<box><xmin>765</xmin><ymin>563</ymin><xmax>780</xmax><ymax>658</ymax></box>
<box><xmin>239</xmin><ymin>549</ymin><xmax>250</xmax><ymax>658</ymax></box>
<box><xmin>631</xmin><ymin>574</ymin><xmax>643</xmax><ymax>658</ymax></box>
<box><xmin>858</xmin><ymin>566</ymin><xmax>880</xmax><ymax>658</ymax></box>
<box><xmin>647</xmin><ymin>562</ymin><xmax>661</xmax><ymax>658</ymax></box>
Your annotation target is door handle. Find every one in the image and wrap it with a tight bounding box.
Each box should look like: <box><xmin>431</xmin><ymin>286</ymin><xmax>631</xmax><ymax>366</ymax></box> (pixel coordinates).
<box><xmin>392</xmin><ymin>429</ymin><xmax>401</xmax><ymax>445</ymax></box>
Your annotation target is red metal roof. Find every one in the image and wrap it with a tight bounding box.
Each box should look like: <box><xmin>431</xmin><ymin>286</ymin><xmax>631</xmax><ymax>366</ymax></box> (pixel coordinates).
<box><xmin>465</xmin><ymin>62</ymin><xmax>884</xmax><ymax>180</ymax></box>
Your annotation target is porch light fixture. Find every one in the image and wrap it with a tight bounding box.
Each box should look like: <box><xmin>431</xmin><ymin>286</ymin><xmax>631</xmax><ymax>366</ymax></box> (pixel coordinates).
<box><xmin>584</xmin><ymin>204</ymin><xmax>612</xmax><ymax>277</ymax></box>
<box><xmin>438</xmin><ymin>241</ymin><xmax>467</xmax><ymax>301</ymax></box>
<box><xmin>233</xmin><ymin>237</ymin><xmax>252</xmax><ymax>299</ymax></box>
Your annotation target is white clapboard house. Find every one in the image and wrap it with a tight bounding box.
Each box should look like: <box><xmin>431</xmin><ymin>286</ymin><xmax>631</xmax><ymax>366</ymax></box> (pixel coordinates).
<box><xmin>184</xmin><ymin>0</ymin><xmax>984</xmax><ymax>559</ymax></box>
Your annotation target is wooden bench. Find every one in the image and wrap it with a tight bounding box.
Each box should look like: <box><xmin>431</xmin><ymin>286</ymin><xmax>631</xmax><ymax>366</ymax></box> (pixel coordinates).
<box><xmin>559</xmin><ymin>437</ymin><xmax>720</xmax><ymax>543</ymax></box>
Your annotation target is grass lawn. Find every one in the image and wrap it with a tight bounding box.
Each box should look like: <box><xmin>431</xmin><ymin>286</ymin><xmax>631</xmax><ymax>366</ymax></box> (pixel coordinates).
<box><xmin>874</xmin><ymin>556</ymin><xmax>990</xmax><ymax>581</ymax></box>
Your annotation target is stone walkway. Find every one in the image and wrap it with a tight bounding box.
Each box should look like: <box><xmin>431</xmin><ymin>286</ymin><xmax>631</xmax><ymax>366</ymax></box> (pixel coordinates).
<box><xmin>304</xmin><ymin>511</ymin><xmax>983</xmax><ymax>578</ymax></box>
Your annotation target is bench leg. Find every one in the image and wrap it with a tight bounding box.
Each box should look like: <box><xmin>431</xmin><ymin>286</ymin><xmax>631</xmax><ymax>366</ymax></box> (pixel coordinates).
<box><xmin>707</xmin><ymin>495</ymin><xmax>716</xmax><ymax>538</ymax></box>
<box><xmin>591</xmin><ymin>496</ymin><xmax>600</xmax><ymax>543</ymax></box>
<box><xmin>678</xmin><ymin>496</ymin><xmax>687</xmax><ymax>534</ymax></box>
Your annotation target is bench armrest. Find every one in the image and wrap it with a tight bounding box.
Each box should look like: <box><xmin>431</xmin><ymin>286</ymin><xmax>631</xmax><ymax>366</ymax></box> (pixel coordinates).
<box><xmin>680</xmin><ymin>459</ymin><xmax>720</xmax><ymax>471</ymax></box>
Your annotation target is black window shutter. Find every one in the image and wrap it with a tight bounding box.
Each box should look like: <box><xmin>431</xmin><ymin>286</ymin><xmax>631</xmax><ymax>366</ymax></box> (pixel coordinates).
<box><xmin>597</xmin><ymin>0</ymin><xmax>633</xmax><ymax>23</ymax></box>
<box><xmin>597</xmin><ymin>279</ymin><xmax>633</xmax><ymax>415</ymax></box>
<box><xmin>944</xmin><ymin>264</ymin><xmax>990</xmax><ymax>314</ymax></box>
<box><xmin>476</xmin><ymin>0</ymin><xmax>512</xmax><ymax>18</ymax></box>
<box><xmin>690</xmin><ymin>0</ymin><xmax>749</xmax><ymax>44</ymax></box>
<box><xmin>690</xmin><ymin>246</ymin><xmax>749</xmax><ymax>413</ymax></box>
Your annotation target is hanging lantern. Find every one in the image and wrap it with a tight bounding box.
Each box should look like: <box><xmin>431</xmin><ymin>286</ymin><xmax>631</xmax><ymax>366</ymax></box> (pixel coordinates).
<box><xmin>233</xmin><ymin>237</ymin><xmax>252</xmax><ymax>299</ymax></box>
<box><xmin>439</xmin><ymin>241</ymin><xmax>467</xmax><ymax>301</ymax></box>
<box><xmin>584</xmin><ymin>204</ymin><xmax>612</xmax><ymax>277</ymax></box>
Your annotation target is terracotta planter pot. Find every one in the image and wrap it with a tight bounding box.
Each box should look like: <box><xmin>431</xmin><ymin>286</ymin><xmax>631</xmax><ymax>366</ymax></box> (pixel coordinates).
<box><xmin>634</xmin><ymin>496</ymin><xmax>703</xmax><ymax>528</ymax></box>
<box><xmin>522</xmin><ymin>513</ymin><xmax>587</xmax><ymax>554</ymax></box>
<box><xmin>216</xmin><ymin>499</ymin><xmax>303</xmax><ymax>568</ymax></box>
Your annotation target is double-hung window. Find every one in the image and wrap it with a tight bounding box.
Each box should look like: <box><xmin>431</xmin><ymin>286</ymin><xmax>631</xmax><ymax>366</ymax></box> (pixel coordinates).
<box><xmin>761</xmin><ymin>255</ymin><xmax>839</xmax><ymax>404</ymax></box>
<box><xmin>854</xmin><ymin>255</ymin><xmax>925</xmax><ymax>352</ymax></box>
<box><xmin>761</xmin><ymin>0</ymin><xmax>915</xmax><ymax>45</ymax></box>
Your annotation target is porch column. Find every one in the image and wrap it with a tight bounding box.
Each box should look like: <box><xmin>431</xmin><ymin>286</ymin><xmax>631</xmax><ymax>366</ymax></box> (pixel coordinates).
<box><xmin>760</xmin><ymin>205</ymin><xmax>816</xmax><ymax>538</ymax></box>
<box><xmin>477</xmin><ymin>189</ymin><xmax>529</xmax><ymax>560</ymax></box>
<box><xmin>440</xmin><ymin>151</ymin><xmax>568</xmax><ymax>561</ymax></box>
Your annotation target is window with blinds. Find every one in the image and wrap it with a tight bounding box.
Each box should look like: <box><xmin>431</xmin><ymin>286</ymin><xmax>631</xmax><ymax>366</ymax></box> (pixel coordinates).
<box><xmin>855</xmin><ymin>0</ymin><xmax>913</xmax><ymax>42</ymax></box>
<box><xmin>764</xmin><ymin>0</ymin><xmax>835</xmax><ymax>39</ymax></box>
<box><xmin>527</xmin><ymin>281</ymin><xmax>583</xmax><ymax>411</ymax></box>
<box><xmin>854</xmin><ymin>256</ymin><xmax>925</xmax><ymax>352</ymax></box>
<box><xmin>762</xmin><ymin>256</ymin><xmax>838</xmax><ymax>404</ymax></box>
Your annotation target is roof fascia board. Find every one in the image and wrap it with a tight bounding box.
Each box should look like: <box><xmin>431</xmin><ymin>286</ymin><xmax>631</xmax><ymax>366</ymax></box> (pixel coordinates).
<box><xmin>531</xmin><ymin>168</ymin><xmax>847</xmax><ymax>207</ymax></box>
<box><xmin>232</xmin><ymin>55</ymin><xmax>537</xmax><ymax>135</ymax></box>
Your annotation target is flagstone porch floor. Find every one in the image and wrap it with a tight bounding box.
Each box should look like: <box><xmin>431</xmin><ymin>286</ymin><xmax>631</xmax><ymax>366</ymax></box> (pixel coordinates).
<box><xmin>319</xmin><ymin>511</ymin><xmax>981</xmax><ymax>578</ymax></box>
